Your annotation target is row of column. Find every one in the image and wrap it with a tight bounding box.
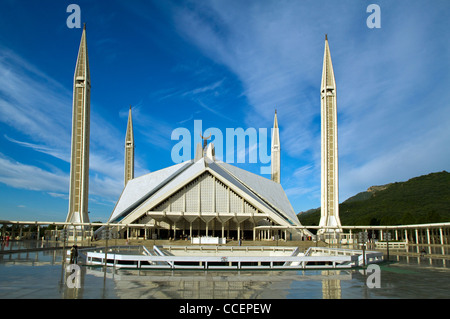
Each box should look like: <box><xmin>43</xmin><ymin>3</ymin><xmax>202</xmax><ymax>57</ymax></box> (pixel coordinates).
<box><xmin>123</xmin><ymin>221</ymin><xmax>290</xmax><ymax>242</ymax></box>
<box><xmin>1</xmin><ymin>224</ymin><xmax>96</xmax><ymax>243</ymax></box>
<box><xmin>3</xmin><ymin>223</ymin><xmax>450</xmax><ymax>245</ymax></box>
<box><xmin>1</xmin><ymin>224</ymin><xmax>39</xmax><ymax>240</ymax></box>
<box><xmin>345</xmin><ymin>227</ymin><xmax>450</xmax><ymax>245</ymax></box>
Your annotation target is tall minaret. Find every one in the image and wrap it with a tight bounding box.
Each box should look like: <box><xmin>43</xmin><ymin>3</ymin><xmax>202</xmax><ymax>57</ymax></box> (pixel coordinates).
<box><xmin>271</xmin><ymin>110</ymin><xmax>280</xmax><ymax>183</ymax></box>
<box><xmin>66</xmin><ymin>24</ymin><xmax>90</xmax><ymax>225</ymax></box>
<box><xmin>319</xmin><ymin>35</ymin><xmax>341</xmax><ymax>233</ymax></box>
<box><xmin>124</xmin><ymin>106</ymin><xmax>135</xmax><ymax>186</ymax></box>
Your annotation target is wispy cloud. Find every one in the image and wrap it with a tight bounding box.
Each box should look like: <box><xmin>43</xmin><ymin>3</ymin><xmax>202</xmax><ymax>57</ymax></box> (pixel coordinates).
<box><xmin>4</xmin><ymin>134</ymin><xmax>69</xmax><ymax>162</ymax></box>
<box><xmin>171</xmin><ymin>1</ymin><xmax>450</xmax><ymax>208</ymax></box>
<box><xmin>0</xmin><ymin>153</ymin><xmax>68</xmax><ymax>193</ymax></box>
<box><xmin>0</xmin><ymin>47</ymin><xmax>72</xmax><ymax>148</ymax></box>
<box><xmin>181</xmin><ymin>79</ymin><xmax>224</xmax><ymax>97</ymax></box>
<box><xmin>0</xmin><ymin>47</ymin><xmax>126</xmax><ymax>207</ymax></box>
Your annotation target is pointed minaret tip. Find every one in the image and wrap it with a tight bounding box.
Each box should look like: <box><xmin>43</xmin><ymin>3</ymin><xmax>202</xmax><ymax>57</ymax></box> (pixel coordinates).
<box><xmin>271</xmin><ymin>109</ymin><xmax>280</xmax><ymax>183</ymax></box>
<box><xmin>83</xmin><ymin>23</ymin><xmax>86</xmax><ymax>30</ymax></box>
<box><xmin>325</xmin><ymin>34</ymin><xmax>327</xmax><ymax>41</ymax></box>
<box><xmin>124</xmin><ymin>105</ymin><xmax>135</xmax><ymax>186</ymax></box>
<box><xmin>273</xmin><ymin>110</ymin><xmax>279</xmax><ymax>129</ymax></box>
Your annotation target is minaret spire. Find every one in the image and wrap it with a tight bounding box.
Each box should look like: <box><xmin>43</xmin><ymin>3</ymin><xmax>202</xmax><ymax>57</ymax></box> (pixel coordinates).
<box><xmin>271</xmin><ymin>109</ymin><xmax>280</xmax><ymax>183</ymax></box>
<box><xmin>66</xmin><ymin>25</ymin><xmax>91</xmax><ymax>227</ymax></box>
<box><xmin>124</xmin><ymin>106</ymin><xmax>135</xmax><ymax>186</ymax></box>
<box><xmin>319</xmin><ymin>35</ymin><xmax>341</xmax><ymax>234</ymax></box>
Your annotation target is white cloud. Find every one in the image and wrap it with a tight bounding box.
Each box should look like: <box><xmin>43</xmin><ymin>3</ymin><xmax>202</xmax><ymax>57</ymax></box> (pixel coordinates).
<box><xmin>171</xmin><ymin>1</ymin><xmax>450</xmax><ymax>209</ymax></box>
<box><xmin>0</xmin><ymin>47</ymin><xmax>127</xmax><ymax>205</ymax></box>
<box><xmin>4</xmin><ymin>135</ymin><xmax>69</xmax><ymax>162</ymax></box>
<box><xmin>0</xmin><ymin>153</ymin><xmax>68</xmax><ymax>193</ymax></box>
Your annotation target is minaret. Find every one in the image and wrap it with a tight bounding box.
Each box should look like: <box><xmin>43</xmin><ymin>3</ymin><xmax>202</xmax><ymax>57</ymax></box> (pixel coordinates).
<box><xmin>319</xmin><ymin>35</ymin><xmax>341</xmax><ymax>233</ymax></box>
<box><xmin>66</xmin><ymin>24</ymin><xmax>90</xmax><ymax>226</ymax></box>
<box><xmin>124</xmin><ymin>106</ymin><xmax>135</xmax><ymax>186</ymax></box>
<box><xmin>271</xmin><ymin>110</ymin><xmax>280</xmax><ymax>183</ymax></box>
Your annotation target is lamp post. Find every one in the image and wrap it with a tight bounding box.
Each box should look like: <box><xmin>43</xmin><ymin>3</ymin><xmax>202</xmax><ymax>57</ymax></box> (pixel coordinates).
<box><xmin>61</xmin><ymin>228</ymin><xmax>68</xmax><ymax>264</ymax></box>
<box><xmin>101</xmin><ymin>227</ymin><xmax>111</xmax><ymax>269</ymax></box>
<box><xmin>384</xmin><ymin>231</ymin><xmax>392</xmax><ymax>262</ymax></box>
<box><xmin>358</xmin><ymin>231</ymin><xmax>368</xmax><ymax>267</ymax></box>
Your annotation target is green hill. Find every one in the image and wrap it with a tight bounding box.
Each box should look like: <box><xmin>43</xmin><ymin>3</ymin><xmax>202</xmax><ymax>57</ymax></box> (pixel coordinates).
<box><xmin>297</xmin><ymin>171</ymin><xmax>450</xmax><ymax>226</ymax></box>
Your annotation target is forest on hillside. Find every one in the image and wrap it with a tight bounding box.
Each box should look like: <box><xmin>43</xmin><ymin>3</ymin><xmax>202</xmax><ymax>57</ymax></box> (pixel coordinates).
<box><xmin>298</xmin><ymin>171</ymin><xmax>450</xmax><ymax>226</ymax></box>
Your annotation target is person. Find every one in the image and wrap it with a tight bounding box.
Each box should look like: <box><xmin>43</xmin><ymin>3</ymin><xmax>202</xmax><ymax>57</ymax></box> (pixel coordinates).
<box><xmin>70</xmin><ymin>245</ymin><xmax>78</xmax><ymax>264</ymax></box>
<box><xmin>74</xmin><ymin>245</ymin><xmax>78</xmax><ymax>263</ymax></box>
<box><xmin>420</xmin><ymin>248</ymin><xmax>426</xmax><ymax>257</ymax></box>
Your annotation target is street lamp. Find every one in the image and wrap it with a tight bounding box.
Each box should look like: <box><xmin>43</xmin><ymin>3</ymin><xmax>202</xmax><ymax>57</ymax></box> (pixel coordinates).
<box><xmin>384</xmin><ymin>231</ymin><xmax>392</xmax><ymax>262</ymax></box>
<box><xmin>358</xmin><ymin>231</ymin><xmax>369</xmax><ymax>267</ymax></box>
<box><xmin>101</xmin><ymin>227</ymin><xmax>112</xmax><ymax>269</ymax></box>
<box><xmin>61</xmin><ymin>228</ymin><xmax>68</xmax><ymax>264</ymax></box>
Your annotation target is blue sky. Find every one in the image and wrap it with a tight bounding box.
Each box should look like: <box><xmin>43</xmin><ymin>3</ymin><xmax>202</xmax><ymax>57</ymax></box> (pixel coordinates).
<box><xmin>0</xmin><ymin>0</ymin><xmax>449</xmax><ymax>222</ymax></box>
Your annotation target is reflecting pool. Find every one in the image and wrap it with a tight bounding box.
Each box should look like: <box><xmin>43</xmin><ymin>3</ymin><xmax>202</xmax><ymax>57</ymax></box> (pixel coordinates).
<box><xmin>1</xmin><ymin>245</ymin><xmax>449</xmax><ymax>299</ymax></box>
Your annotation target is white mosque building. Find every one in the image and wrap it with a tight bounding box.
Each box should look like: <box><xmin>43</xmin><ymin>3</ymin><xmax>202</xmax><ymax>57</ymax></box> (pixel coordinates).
<box><xmin>67</xmin><ymin>27</ymin><xmax>340</xmax><ymax>242</ymax></box>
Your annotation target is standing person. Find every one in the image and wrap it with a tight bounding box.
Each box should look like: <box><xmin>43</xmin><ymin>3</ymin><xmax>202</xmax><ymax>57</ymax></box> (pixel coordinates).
<box><xmin>70</xmin><ymin>245</ymin><xmax>79</xmax><ymax>264</ymax></box>
<box><xmin>73</xmin><ymin>245</ymin><xmax>78</xmax><ymax>264</ymax></box>
<box><xmin>70</xmin><ymin>245</ymin><xmax>75</xmax><ymax>264</ymax></box>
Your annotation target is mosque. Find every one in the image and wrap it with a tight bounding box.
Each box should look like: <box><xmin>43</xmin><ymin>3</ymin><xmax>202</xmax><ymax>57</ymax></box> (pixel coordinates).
<box><xmin>65</xmin><ymin>25</ymin><xmax>340</xmax><ymax>241</ymax></box>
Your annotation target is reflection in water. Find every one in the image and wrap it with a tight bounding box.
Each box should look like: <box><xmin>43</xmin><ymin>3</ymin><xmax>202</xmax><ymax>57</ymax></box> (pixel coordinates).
<box><xmin>82</xmin><ymin>267</ymin><xmax>351</xmax><ymax>299</ymax></box>
<box><xmin>321</xmin><ymin>270</ymin><xmax>342</xmax><ymax>299</ymax></box>
<box><xmin>1</xmin><ymin>243</ymin><xmax>450</xmax><ymax>299</ymax></box>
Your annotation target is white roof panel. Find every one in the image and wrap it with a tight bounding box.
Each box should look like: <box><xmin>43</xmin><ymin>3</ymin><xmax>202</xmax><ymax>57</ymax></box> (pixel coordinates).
<box><xmin>109</xmin><ymin>160</ymin><xmax>192</xmax><ymax>222</ymax></box>
<box><xmin>215</xmin><ymin>161</ymin><xmax>300</xmax><ymax>225</ymax></box>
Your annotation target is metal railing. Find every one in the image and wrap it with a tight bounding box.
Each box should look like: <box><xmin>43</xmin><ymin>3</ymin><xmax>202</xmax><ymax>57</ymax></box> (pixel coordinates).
<box><xmin>80</xmin><ymin>245</ymin><xmax>382</xmax><ymax>270</ymax></box>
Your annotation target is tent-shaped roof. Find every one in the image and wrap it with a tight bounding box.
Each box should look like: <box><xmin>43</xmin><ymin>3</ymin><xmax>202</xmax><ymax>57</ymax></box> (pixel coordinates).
<box><xmin>107</xmin><ymin>156</ymin><xmax>303</xmax><ymax>231</ymax></box>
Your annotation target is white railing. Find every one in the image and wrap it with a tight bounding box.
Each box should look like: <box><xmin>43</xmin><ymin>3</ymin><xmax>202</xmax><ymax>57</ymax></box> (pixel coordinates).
<box><xmin>191</xmin><ymin>237</ymin><xmax>226</xmax><ymax>244</ymax></box>
<box><xmin>375</xmin><ymin>241</ymin><xmax>407</xmax><ymax>249</ymax></box>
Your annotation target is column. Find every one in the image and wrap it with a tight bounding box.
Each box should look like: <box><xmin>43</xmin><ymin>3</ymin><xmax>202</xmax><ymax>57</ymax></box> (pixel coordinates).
<box><xmin>415</xmin><ymin>229</ymin><xmax>419</xmax><ymax>245</ymax></box>
<box><xmin>222</xmin><ymin>223</ymin><xmax>225</xmax><ymax>239</ymax></box>
<box><xmin>427</xmin><ymin>228</ymin><xmax>431</xmax><ymax>245</ymax></box>
<box><xmin>439</xmin><ymin>228</ymin><xmax>444</xmax><ymax>246</ymax></box>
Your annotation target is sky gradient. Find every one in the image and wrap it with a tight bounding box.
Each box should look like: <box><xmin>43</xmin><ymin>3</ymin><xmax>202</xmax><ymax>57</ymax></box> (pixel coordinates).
<box><xmin>0</xmin><ymin>0</ymin><xmax>449</xmax><ymax>222</ymax></box>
